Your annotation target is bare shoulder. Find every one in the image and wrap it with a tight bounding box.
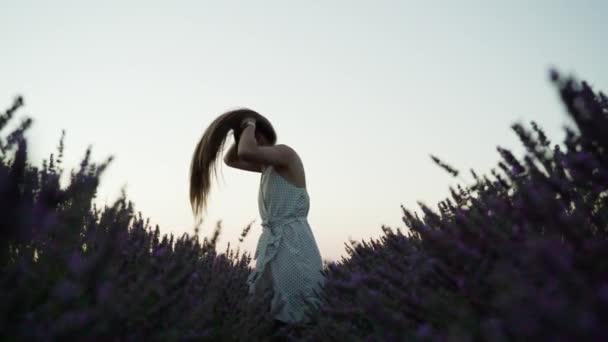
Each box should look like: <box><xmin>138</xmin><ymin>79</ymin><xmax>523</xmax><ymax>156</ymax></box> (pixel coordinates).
<box><xmin>277</xmin><ymin>144</ymin><xmax>299</xmax><ymax>162</ymax></box>
<box><xmin>275</xmin><ymin>144</ymin><xmax>306</xmax><ymax>187</ymax></box>
<box><xmin>277</xmin><ymin>143</ymin><xmax>296</xmax><ymax>154</ymax></box>
<box><xmin>276</xmin><ymin>144</ymin><xmax>305</xmax><ymax>173</ymax></box>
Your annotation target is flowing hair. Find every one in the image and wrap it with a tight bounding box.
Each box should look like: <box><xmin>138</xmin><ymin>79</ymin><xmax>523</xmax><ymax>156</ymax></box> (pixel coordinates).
<box><xmin>189</xmin><ymin>108</ymin><xmax>277</xmax><ymax>221</ymax></box>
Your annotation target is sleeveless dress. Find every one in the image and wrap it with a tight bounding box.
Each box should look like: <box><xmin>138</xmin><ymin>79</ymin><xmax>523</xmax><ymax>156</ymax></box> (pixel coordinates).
<box><xmin>246</xmin><ymin>165</ymin><xmax>325</xmax><ymax>324</ymax></box>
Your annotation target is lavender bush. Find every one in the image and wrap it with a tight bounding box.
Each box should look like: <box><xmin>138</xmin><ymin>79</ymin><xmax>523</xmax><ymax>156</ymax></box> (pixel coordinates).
<box><xmin>300</xmin><ymin>70</ymin><xmax>608</xmax><ymax>341</ymax></box>
<box><xmin>2</xmin><ymin>68</ymin><xmax>607</xmax><ymax>341</ymax></box>
<box><xmin>0</xmin><ymin>98</ymin><xmax>283</xmax><ymax>341</ymax></box>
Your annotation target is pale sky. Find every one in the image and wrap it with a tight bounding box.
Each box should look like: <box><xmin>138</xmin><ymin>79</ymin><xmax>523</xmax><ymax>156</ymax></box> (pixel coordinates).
<box><xmin>2</xmin><ymin>0</ymin><xmax>606</xmax><ymax>263</ymax></box>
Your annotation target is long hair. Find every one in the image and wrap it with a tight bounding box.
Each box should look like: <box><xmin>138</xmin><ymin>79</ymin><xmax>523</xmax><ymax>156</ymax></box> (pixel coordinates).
<box><xmin>189</xmin><ymin>108</ymin><xmax>277</xmax><ymax>221</ymax></box>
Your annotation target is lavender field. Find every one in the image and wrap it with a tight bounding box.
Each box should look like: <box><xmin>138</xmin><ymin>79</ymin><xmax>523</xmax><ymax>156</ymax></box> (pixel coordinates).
<box><xmin>2</xmin><ymin>69</ymin><xmax>608</xmax><ymax>341</ymax></box>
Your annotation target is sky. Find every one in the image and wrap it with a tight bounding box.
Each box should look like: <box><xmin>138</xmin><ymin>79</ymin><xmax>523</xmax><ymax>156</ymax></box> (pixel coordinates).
<box><xmin>1</xmin><ymin>0</ymin><xmax>607</xmax><ymax>263</ymax></box>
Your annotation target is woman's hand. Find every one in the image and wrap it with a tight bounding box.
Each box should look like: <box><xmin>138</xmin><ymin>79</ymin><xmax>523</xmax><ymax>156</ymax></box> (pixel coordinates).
<box><xmin>240</xmin><ymin>118</ymin><xmax>256</xmax><ymax>130</ymax></box>
<box><xmin>238</xmin><ymin>118</ymin><xmax>258</xmax><ymax>158</ymax></box>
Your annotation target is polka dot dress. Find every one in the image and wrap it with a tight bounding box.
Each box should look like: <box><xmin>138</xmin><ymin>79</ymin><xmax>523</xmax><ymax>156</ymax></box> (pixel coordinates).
<box><xmin>246</xmin><ymin>165</ymin><xmax>325</xmax><ymax>324</ymax></box>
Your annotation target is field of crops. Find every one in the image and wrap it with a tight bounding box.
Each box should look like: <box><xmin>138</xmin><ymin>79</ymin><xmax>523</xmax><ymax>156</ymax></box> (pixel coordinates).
<box><xmin>1</xmin><ymin>69</ymin><xmax>607</xmax><ymax>341</ymax></box>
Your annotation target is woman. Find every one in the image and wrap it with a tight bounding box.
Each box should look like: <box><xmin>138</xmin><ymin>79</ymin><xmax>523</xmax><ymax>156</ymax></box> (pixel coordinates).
<box><xmin>189</xmin><ymin>108</ymin><xmax>325</xmax><ymax>327</ymax></box>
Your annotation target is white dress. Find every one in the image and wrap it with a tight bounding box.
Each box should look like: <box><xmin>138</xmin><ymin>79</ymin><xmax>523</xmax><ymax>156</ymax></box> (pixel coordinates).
<box><xmin>246</xmin><ymin>165</ymin><xmax>325</xmax><ymax>323</ymax></box>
